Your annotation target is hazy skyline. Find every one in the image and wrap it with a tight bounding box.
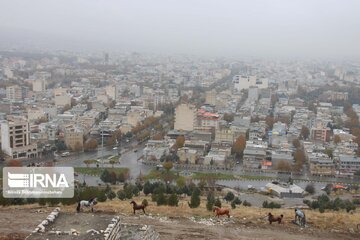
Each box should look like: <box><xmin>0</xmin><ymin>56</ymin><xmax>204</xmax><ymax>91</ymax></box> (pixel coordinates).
<box><xmin>1</xmin><ymin>0</ymin><xmax>359</xmax><ymax>59</ymax></box>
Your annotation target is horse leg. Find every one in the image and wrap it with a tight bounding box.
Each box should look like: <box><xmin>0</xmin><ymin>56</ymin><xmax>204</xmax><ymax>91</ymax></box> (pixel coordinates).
<box><xmin>91</xmin><ymin>207</ymin><xmax>93</xmax><ymax>212</ymax></box>
<box><xmin>133</xmin><ymin>209</ymin><xmax>135</xmax><ymax>215</ymax></box>
<box><xmin>143</xmin><ymin>208</ymin><xmax>145</xmax><ymax>214</ymax></box>
<box><xmin>227</xmin><ymin>213</ymin><xmax>230</xmax><ymax>218</ymax></box>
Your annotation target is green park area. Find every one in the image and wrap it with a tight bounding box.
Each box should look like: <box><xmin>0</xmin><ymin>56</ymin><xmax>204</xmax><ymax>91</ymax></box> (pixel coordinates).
<box><xmin>74</xmin><ymin>167</ymin><xmax>129</xmax><ymax>176</ymax></box>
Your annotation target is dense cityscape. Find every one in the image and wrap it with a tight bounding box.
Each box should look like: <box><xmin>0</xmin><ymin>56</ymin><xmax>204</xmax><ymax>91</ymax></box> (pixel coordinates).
<box><xmin>1</xmin><ymin>0</ymin><xmax>360</xmax><ymax>239</ymax></box>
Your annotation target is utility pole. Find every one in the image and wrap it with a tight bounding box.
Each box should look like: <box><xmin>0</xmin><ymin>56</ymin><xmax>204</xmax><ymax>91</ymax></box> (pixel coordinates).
<box><xmin>101</xmin><ymin>127</ymin><xmax>104</xmax><ymax>168</ymax></box>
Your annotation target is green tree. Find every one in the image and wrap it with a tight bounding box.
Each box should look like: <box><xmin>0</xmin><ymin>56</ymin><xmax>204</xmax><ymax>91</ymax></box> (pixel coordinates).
<box><xmin>97</xmin><ymin>190</ymin><xmax>107</xmax><ymax>202</ymax></box>
<box><xmin>156</xmin><ymin>191</ymin><xmax>167</xmax><ymax>206</ymax></box>
<box><xmin>224</xmin><ymin>191</ymin><xmax>235</xmax><ymax>202</ymax></box>
<box><xmin>55</xmin><ymin>140</ymin><xmax>67</xmax><ymax>151</ymax></box>
<box><xmin>107</xmin><ymin>190</ymin><xmax>116</xmax><ymax>200</ymax></box>
<box><xmin>188</xmin><ymin>188</ymin><xmax>201</xmax><ymax>208</ymax></box>
<box><xmin>176</xmin><ymin>177</ymin><xmax>186</xmax><ymax>189</ymax></box>
<box><xmin>305</xmin><ymin>184</ymin><xmax>315</xmax><ymax>194</ymax></box>
<box><xmin>214</xmin><ymin>198</ymin><xmax>222</xmax><ymax>208</ymax></box>
<box><xmin>143</xmin><ymin>181</ymin><xmax>152</xmax><ymax>195</ymax></box>
<box><xmin>117</xmin><ymin>190</ymin><xmax>126</xmax><ymax>200</ymax></box>
<box><xmin>168</xmin><ymin>193</ymin><xmax>179</xmax><ymax>206</ymax></box>
<box><xmin>206</xmin><ymin>192</ymin><xmax>215</xmax><ymax>211</ymax></box>
<box><xmin>243</xmin><ymin>200</ymin><xmax>252</xmax><ymax>207</ymax></box>
<box><xmin>223</xmin><ymin>113</ymin><xmax>234</xmax><ymax>123</ymax></box>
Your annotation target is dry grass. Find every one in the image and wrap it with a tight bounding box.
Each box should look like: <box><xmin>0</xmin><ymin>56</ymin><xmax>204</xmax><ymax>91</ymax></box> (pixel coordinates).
<box><xmin>56</xmin><ymin>195</ymin><xmax>360</xmax><ymax>232</ymax></box>
<box><xmin>2</xmin><ymin>194</ymin><xmax>360</xmax><ymax>233</ymax></box>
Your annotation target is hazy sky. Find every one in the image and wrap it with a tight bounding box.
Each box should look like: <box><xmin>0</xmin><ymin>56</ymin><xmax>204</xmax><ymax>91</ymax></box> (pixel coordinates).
<box><xmin>0</xmin><ymin>0</ymin><xmax>359</xmax><ymax>59</ymax></box>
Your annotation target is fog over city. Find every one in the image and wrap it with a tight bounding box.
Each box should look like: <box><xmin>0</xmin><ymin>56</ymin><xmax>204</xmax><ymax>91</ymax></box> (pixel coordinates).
<box><xmin>1</xmin><ymin>0</ymin><xmax>360</xmax><ymax>59</ymax></box>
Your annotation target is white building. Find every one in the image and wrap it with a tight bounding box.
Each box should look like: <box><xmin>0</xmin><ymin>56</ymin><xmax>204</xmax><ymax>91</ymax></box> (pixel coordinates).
<box><xmin>233</xmin><ymin>75</ymin><xmax>268</xmax><ymax>91</ymax></box>
<box><xmin>1</xmin><ymin>116</ymin><xmax>38</xmax><ymax>159</ymax></box>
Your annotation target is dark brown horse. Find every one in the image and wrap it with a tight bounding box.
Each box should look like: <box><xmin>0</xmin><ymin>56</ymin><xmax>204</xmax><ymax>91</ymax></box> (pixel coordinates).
<box><xmin>268</xmin><ymin>213</ymin><xmax>283</xmax><ymax>224</ymax></box>
<box><xmin>213</xmin><ymin>207</ymin><xmax>230</xmax><ymax>218</ymax></box>
<box><xmin>130</xmin><ymin>200</ymin><xmax>146</xmax><ymax>215</ymax></box>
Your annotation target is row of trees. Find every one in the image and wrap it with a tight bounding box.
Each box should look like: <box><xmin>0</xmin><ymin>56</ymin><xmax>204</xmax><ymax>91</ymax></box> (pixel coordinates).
<box><xmin>303</xmin><ymin>194</ymin><xmax>357</xmax><ymax>213</ymax></box>
<box><xmin>100</xmin><ymin>169</ymin><xmax>129</xmax><ymax>184</ymax></box>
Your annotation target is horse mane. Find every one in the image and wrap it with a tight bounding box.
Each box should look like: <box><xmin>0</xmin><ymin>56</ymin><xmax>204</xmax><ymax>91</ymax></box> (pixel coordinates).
<box><xmin>89</xmin><ymin>198</ymin><xmax>94</xmax><ymax>202</ymax></box>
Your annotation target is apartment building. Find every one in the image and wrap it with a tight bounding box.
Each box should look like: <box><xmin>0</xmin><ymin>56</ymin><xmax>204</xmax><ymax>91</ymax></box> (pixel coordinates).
<box><xmin>64</xmin><ymin>127</ymin><xmax>84</xmax><ymax>151</ymax></box>
<box><xmin>174</xmin><ymin>104</ymin><xmax>197</xmax><ymax>131</ymax></box>
<box><xmin>1</xmin><ymin>116</ymin><xmax>38</xmax><ymax>159</ymax></box>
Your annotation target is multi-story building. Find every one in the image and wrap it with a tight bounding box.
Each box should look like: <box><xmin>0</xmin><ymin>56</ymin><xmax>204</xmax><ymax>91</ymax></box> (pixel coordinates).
<box><xmin>215</xmin><ymin>127</ymin><xmax>237</xmax><ymax>143</ymax></box>
<box><xmin>311</xmin><ymin>126</ymin><xmax>331</xmax><ymax>142</ymax></box>
<box><xmin>32</xmin><ymin>79</ymin><xmax>46</xmax><ymax>92</ymax></box>
<box><xmin>54</xmin><ymin>93</ymin><xmax>72</xmax><ymax>107</ymax></box>
<box><xmin>6</xmin><ymin>85</ymin><xmax>28</xmax><ymax>101</ymax></box>
<box><xmin>1</xmin><ymin>116</ymin><xmax>38</xmax><ymax>159</ymax></box>
<box><xmin>198</xmin><ymin>109</ymin><xmax>219</xmax><ymax>129</ymax></box>
<box><xmin>233</xmin><ymin>75</ymin><xmax>268</xmax><ymax>91</ymax></box>
<box><xmin>64</xmin><ymin>127</ymin><xmax>84</xmax><ymax>151</ymax></box>
<box><xmin>174</xmin><ymin>104</ymin><xmax>197</xmax><ymax>131</ymax></box>
<box><xmin>337</xmin><ymin>155</ymin><xmax>360</xmax><ymax>177</ymax></box>
<box><xmin>205</xmin><ymin>90</ymin><xmax>217</xmax><ymax>105</ymax></box>
<box><xmin>308</xmin><ymin>153</ymin><xmax>335</xmax><ymax>176</ymax></box>
<box><xmin>243</xmin><ymin>140</ymin><xmax>268</xmax><ymax>169</ymax></box>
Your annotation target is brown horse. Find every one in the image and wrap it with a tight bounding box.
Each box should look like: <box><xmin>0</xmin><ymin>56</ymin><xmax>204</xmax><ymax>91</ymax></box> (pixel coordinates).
<box><xmin>130</xmin><ymin>200</ymin><xmax>146</xmax><ymax>215</ymax></box>
<box><xmin>213</xmin><ymin>207</ymin><xmax>230</xmax><ymax>218</ymax></box>
<box><xmin>268</xmin><ymin>213</ymin><xmax>283</xmax><ymax>224</ymax></box>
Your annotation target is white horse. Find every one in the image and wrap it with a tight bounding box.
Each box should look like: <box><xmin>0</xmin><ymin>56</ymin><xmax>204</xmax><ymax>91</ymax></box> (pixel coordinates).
<box><xmin>294</xmin><ymin>208</ymin><xmax>306</xmax><ymax>226</ymax></box>
<box><xmin>76</xmin><ymin>198</ymin><xmax>97</xmax><ymax>212</ymax></box>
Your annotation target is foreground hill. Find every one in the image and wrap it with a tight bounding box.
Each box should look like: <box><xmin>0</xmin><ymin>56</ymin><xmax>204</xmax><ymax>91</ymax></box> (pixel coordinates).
<box><xmin>0</xmin><ymin>197</ymin><xmax>359</xmax><ymax>239</ymax></box>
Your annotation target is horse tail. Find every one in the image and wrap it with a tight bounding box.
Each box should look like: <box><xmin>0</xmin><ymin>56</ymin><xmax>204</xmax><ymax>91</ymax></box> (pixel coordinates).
<box><xmin>76</xmin><ymin>202</ymin><xmax>80</xmax><ymax>212</ymax></box>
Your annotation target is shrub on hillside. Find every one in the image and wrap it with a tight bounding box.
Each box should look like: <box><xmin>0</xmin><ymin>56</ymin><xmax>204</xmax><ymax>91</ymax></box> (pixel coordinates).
<box><xmin>262</xmin><ymin>200</ymin><xmax>281</xmax><ymax>209</ymax></box>
<box><xmin>117</xmin><ymin>190</ymin><xmax>126</xmax><ymax>200</ymax></box>
<box><xmin>168</xmin><ymin>193</ymin><xmax>179</xmax><ymax>206</ymax></box>
<box><xmin>224</xmin><ymin>191</ymin><xmax>235</xmax><ymax>202</ymax></box>
<box><xmin>305</xmin><ymin>184</ymin><xmax>315</xmax><ymax>194</ymax></box>
<box><xmin>243</xmin><ymin>200</ymin><xmax>252</xmax><ymax>207</ymax></box>
<box><xmin>214</xmin><ymin>198</ymin><xmax>222</xmax><ymax>208</ymax></box>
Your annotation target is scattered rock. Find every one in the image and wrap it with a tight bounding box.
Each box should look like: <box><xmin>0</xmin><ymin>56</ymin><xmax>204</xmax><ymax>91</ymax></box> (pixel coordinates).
<box><xmin>87</xmin><ymin>229</ymin><xmax>100</xmax><ymax>234</ymax></box>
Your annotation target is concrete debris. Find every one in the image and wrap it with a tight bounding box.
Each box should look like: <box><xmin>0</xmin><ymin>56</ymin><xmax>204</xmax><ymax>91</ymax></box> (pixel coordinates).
<box><xmin>139</xmin><ymin>225</ymin><xmax>148</xmax><ymax>231</ymax></box>
<box><xmin>87</xmin><ymin>229</ymin><xmax>100</xmax><ymax>235</ymax></box>
<box><xmin>188</xmin><ymin>216</ymin><xmax>234</xmax><ymax>226</ymax></box>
